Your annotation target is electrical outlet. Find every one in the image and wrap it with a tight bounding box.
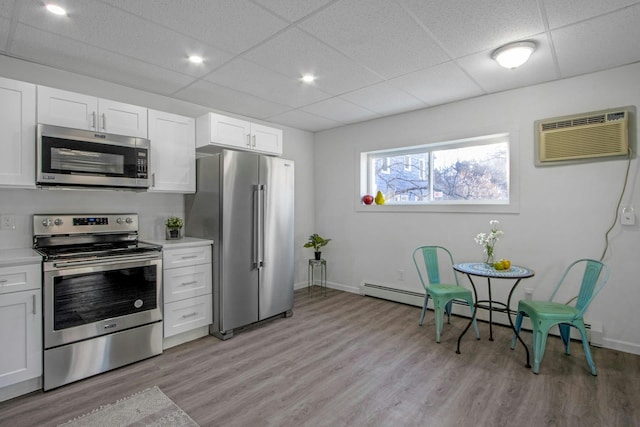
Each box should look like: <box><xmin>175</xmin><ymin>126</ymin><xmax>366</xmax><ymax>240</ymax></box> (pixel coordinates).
<box><xmin>621</xmin><ymin>207</ymin><xmax>635</xmax><ymax>226</ymax></box>
<box><xmin>0</xmin><ymin>215</ymin><xmax>16</xmax><ymax>230</ymax></box>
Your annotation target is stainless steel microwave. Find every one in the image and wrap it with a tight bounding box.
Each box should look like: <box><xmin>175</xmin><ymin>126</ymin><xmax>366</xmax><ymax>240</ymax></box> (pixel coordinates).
<box><xmin>37</xmin><ymin>124</ymin><xmax>150</xmax><ymax>190</ymax></box>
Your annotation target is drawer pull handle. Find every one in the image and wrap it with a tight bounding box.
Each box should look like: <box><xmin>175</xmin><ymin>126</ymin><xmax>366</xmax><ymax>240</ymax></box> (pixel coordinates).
<box><xmin>181</xmin><ymin>312</ymin><xmax>198</xmax><ymax>319</ymax></box>
<box><xmin>180</xmin><ymin>255</ymin><xmax>198</xmax><ymax>260</ymax></box>
<box><xmin>0</xmin><ymin>279</ymin><xmax>7</xmax><ymax>284</ymax></box>
<box><xmin>180</xmin><ymin>280</ymin><xmax>198</xmax><ymax>286</ymax></box>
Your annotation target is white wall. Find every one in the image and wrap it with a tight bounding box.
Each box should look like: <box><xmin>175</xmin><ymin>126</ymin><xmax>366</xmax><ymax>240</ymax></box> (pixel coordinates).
<box><xmin>0</xmin><ymin>55</ymin><xmax>315</xmax><ymax>285</ymax></box>
<box><xmin>314</xmin><ymin>62</ymin><xmax>640</xmax><ymax>355</ymax></box>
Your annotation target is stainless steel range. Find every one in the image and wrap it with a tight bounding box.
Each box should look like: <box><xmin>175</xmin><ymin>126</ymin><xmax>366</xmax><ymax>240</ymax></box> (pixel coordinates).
<box><xmin>33</xmin><ymin>214</ymin><xmax>163</xmax><ymax>390</ymax></box>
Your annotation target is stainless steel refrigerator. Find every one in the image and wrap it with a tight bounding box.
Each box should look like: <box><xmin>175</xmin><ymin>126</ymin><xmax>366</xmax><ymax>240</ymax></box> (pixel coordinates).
<box><xmin>185</xmin><ymin>150</ymin><xmax>294</xmax><ymax>340</ymax></box>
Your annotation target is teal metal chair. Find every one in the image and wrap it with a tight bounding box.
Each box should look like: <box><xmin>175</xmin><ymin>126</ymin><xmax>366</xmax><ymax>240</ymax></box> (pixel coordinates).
<box><xmin>412</xmin><ymin>246</ymin><xmax>480</xmax><ymax>343</ymax></box>
<box><xmin>511</xmin><ymin>259</ymin><xmax>610</xmax><ymax>375</ymax></box>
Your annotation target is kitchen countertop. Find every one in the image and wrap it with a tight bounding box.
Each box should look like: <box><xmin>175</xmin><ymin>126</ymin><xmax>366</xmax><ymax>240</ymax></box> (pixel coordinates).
<box><xmin>0</xmin><ymin>248</ymin><xmax>42</xmax><ymax>267</ymax></box>
<box><xmin>141</xmin><ymin>236</ymin><xmax>214</xmax><ymax>249</ymax></box>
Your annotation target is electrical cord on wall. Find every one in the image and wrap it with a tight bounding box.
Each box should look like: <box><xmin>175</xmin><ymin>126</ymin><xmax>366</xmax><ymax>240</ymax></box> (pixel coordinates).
<box><xmin>565</xmin><ymin>147</ymin><xmax>633</xmax><ymax>306</ymax></box>
<box><xmin>599</xmin><ymin>146</ymin><xmax>633</xmax><ymax>262</ymax></box>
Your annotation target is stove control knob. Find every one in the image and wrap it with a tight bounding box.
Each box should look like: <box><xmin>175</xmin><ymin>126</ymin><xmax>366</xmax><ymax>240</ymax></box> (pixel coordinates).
<box><xmin>41</xmin><ymin>218</ymin><xmax>52</xmax><ymax>227</ymax></box>
<box><xmin>125</xmin><ymin>217</ymin><xmax>133</xmax><ymax>224</ymax></box>
<box><xmin>54</xmin><ymin>218</ymin><xmax>63</xmax><ymax>226</ymax></box>
<box><xmin>116</xmin><ymin>217</ymin><xmax>124</xmax><ymax>224</ymax></box>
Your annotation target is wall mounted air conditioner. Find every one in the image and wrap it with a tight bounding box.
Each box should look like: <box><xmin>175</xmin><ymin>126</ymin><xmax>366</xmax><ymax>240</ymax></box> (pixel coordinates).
<box><xmin>534</xmin><ymin>106</ymin><xmax>635</xmax><ymax>166</ymax></box>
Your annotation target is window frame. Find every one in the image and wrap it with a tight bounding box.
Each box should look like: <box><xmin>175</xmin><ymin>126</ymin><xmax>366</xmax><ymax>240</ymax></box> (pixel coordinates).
<box><xmin>357</xmin><ymin>131</ymin><xmax>520</xmax><ymax>214</ymax></box>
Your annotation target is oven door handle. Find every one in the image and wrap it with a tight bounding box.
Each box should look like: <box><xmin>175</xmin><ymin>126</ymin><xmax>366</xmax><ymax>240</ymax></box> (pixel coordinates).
<box><xmin>52</xmin><ymin>253</ymin><xmax>160</xmax><ymax>269</ymax></box>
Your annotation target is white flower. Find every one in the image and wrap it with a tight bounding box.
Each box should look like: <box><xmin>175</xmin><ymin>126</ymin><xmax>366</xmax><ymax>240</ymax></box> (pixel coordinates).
<box><xmin>475</xmin><ymin>220</ymin><xmax>503</xmax><ymax>258</ymax></box>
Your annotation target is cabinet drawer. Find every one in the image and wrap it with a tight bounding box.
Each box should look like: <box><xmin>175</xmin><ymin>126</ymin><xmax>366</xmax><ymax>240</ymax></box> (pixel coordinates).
<box><xmin>164</xmin><ymin>294</ymin><xmax>212</xmax><ymax>337</ymax></box>
<box><xmin>164</xmin><ymin>263</ymin><xmax>212</xmax><ymax>303</ymax></box>
<box><xmin>163</xmin><ymin>245</ymin><xmax>211</xmax><ymax>269</ymax></box>
<box><xmin>0</xmin><ymin>264</ymin><xmax>41</xmax><ymax>295</ymax></box>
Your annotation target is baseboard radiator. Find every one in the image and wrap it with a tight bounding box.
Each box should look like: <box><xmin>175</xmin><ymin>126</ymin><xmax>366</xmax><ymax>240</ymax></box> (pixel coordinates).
<box><xmin>360</xmin><ymin>282</ymin><xmax>425</xmax><ymax>307</ymax></box>
<box><xmin>359</xmin><ymin>282</ymin><xmax>602</xmax><ymax>346</ymax></box>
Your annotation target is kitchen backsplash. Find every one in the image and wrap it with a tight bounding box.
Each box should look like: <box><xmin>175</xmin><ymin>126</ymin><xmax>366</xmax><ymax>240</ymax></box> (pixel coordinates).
<box><xmin>0</xmin><ymin>188</ymin><xmax>185</xmax><ymax>249</ymax></box>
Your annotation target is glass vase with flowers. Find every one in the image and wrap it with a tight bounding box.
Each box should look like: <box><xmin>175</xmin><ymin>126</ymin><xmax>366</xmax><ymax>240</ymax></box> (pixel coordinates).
<box><xmin>474</xmin><ymin>220</ymin><xmax>503</xmax><ymax>266</ymax></box>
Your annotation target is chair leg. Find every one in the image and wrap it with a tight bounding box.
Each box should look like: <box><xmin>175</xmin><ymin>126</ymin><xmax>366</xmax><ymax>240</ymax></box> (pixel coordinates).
<box><xmin>532</xmin><ymin>326</ymin><xmax>550</xmax><ymax>374</ymax></box>
<box><xmin>419</xmin><ymin>294</ymin><xmax>430</xmax><ymax>326</ymax></box>
<box><xmin>434</xmin><ymin>306</ymin><xmax>444</xmax><ymax>343</ymax></box>
<box><xmin>511</xmin><ymin>311</ymin><xmax>524</xmax><ymax>350</ymax></box>
<box><xmin>575</xmin><ymin>320</ymin><xmax>597</xmax><ymax>376</ymax></box>
<box><xmin>445</xmin><ymin>300</ymin><xmax>453</xmax><ymax>324</ymax></box>
<box><xmin>558</xmin><ymin>323</ymin><xmax>571</xmax><ymax>355</ymax></box>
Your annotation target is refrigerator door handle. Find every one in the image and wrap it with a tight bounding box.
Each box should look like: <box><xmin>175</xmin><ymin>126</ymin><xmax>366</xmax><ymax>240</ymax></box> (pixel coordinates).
<box><xmin>253</xmin><ymin>184</ymin><xmax>265</xmax><ymax>269</ymax></box>
<box><xmin>257</xmin><ymin>184</ymin><xmax>265</xmax><ymax>269</ymax></box>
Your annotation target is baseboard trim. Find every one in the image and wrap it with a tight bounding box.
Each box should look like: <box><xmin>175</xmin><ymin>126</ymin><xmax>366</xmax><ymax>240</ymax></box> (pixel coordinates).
<box><xmin>601</xmin><ymin>337</ymin><xmax>640</xmax><ymax>356</ymax></box>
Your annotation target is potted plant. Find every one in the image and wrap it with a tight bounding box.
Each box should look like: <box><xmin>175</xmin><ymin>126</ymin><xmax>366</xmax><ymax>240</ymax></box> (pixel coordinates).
<box><xmin>165</xmin><ymin>216</ymin><xmax>184</xmax><ymax>240</ymax></box>
<box><xmin>304</xmin><ymin>233</ymin><xmax>331</xmax><ymax>260</ymax></box>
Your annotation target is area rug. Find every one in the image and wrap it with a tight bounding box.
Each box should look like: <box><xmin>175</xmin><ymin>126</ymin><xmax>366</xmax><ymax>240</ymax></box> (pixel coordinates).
<box><xmin>57</xmin><ymin>386</ymin><xmax>199</xmax><ymax>427</ymax></box>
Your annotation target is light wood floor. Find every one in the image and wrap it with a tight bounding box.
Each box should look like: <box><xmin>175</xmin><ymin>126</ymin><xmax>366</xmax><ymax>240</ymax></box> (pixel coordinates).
<box><xmin>1</xmin><ymin>288</ymin><xmax>639</xmax><ymax>427</ymax></box>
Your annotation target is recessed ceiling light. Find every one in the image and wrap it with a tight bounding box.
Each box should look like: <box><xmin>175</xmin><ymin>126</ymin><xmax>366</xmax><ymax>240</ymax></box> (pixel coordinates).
<box><xmin>492</xmin><ymin>41</ymin><xmax>536</xmax><ymax>69</ymax></box>
<box><xmin>188</xmin><ymin>55</ymin><xmax>204</xmax><ymax>64</ymax></box>
<box><xmin>301</xmin><ymin>74</ymin><xmax>316</xmax><ymax>84</ymax></box>
<box><xmin>45</xmin><ymin>4</ymin><xmax>67</xmax><ymax>16</ymax></box>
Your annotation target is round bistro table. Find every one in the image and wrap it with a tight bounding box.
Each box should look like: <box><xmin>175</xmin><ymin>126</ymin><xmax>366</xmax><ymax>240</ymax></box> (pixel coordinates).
<box><xmin>453</xmin><ymin>262</ymin><xmax>535</xmax><ymax>367</ymax></box>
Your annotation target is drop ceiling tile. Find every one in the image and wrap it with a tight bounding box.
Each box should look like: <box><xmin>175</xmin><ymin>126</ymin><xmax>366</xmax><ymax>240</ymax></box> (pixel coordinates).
<box><xmin>102</xmin><ymin>0</ymin><xmax>288</xmax><ymax>54</ymax></box>
<box><xmin>551</xmin><ymin>5</ymin><xmax>640</xmax><ymax>78</ymax></box>
<box><xmin>339</xmin><ymin>82</ymin><xmax>427</xmax><ymax>116</ymax></box>
<box><xmin>299</xmin><ymin>0</ymin><xmax>448</xmax><ymax>78</ymax></box>
<box><xmin>0</xmin><ymin>16</ymin><xmax>9</xmax><ymax>50</ymax></box>
<box><xmin>173</xmin><ymin>80</ymin><xmax>291</xmax><ymax>120</ymax></box>
<box><xmin>267</xmin><ymin>109</ymin><xmax>344</xmax><ymax>132</ymax></box>
<box><xmin>542</xmin><ymin>0</ymin><xmax>640</xmax><ymax>29</ymax></box>
<box><xmin>400</xmin><ymin>0</ymin><xmax>544</xmax><ymax>57</ymax></box>
<box><xmin>10</xmin><ymin>24</ymin><xmax>196</xmax><ymax>95</ymax></box>
<box><xmin>17</xmin><ymin>0</ymin><xmax>231</xmax><ymax>77</ymax></box>
<box><xmin>389</xmin><ymin>62</ymin><xmax>485</xmax><ymax>106</ymax></box>
<box><xmin>204</xmin><ymin>58</ymin><xmax>332</xmax><ymax>108</ymax></box>
<box><xmin>0</xmin><ymin>1</ymin><xmax>14</xmax><ymax>18</ymax></box>
<box><xmin>456</xmin><ymin>35</ymin><xmax>557</xmax><ymax>93</ymax></box>
<box><xmin>243</xmin><ymin>27</ymin><xmax>383</xmax><ymax>95</ymax></box>
<box><xmin>252</xmin><ymin>0</ymin><xmax>335</xmax><ymax>22</ymax></box>
<box><xmin>301</xmin><ymin>97</ymin><xmax>380</xmax><ymax>124</ymax></box>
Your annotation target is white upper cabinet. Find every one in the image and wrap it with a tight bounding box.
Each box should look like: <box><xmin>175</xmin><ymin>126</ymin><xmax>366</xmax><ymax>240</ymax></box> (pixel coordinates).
<box><xmin>37</xmin><ymin>86</ymin><xmax>148</xmax><ymax>138</ymax></box>
<box><xmin>251</xmin><ymin>123</ymin><xmax>283</xmax><ymax>154</ymax></box>
<box><xmin>0</xmin><ymin>77</ymin><xmax>36</xmax><ymax>188</ymax></box>
<box><xmin>196</xmin><ymin>112</ymin><xmax>283</xmax><ymax>156</ymax></box>
<box><xmin>147</xmin><ymin>110</ymin><xmax>196</xmax><ymax>193</ymax></box>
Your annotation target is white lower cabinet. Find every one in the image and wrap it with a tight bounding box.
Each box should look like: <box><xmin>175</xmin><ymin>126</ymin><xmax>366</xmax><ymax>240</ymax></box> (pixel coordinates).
<box><xmin>162</xmin><ymin>243</ymin><xmax>212</xmax><ymax>339</ymax></box>
<box><xmin>0</xmin><ymin>262</ymin><xmax>42</xmax><ymax>399</ymax></box>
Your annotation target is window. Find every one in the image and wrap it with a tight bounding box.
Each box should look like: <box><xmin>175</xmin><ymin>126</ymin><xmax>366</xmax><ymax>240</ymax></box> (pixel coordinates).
<box><xmin>404</xmin><ymin>155</ymin><xmax>412</xmax><ymax>172</ymax></box>
<box><xmin>362</xmin><ymin>133</ymin><xmax>510</xmax><ymax>205</ymax></box>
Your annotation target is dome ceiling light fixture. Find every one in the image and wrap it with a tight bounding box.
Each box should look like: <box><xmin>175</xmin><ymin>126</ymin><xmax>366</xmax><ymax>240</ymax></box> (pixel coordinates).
<box><xmin>45</xmin><ymin>4</ymin><xmax>67</xmax><ymax>16</ymax></box>
<box><xmin>188</xmin><ymin>55</ymin><xmax>204</xmax><ymax>64</ymax></box>
<box><xmin>492</xmin><ymin>41</ymin><xmax>536</xmax><ymax>69</ymax></box>
<box><xmin>301</xmin><ymin>74</ymin><xmax>316</xmax><ymax>84</ymax></box>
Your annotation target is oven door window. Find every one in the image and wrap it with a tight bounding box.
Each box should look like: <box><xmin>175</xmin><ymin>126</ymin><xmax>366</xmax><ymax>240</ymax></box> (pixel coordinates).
<box><xmin>53</xmin><ymin>265</ymin><xmax>157</xmax><ymax>330</ymax></box>
<box><xmin>41</xmin><ymin>136</ymin><xmax>139</xmax><ymax>178</ymax></box>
